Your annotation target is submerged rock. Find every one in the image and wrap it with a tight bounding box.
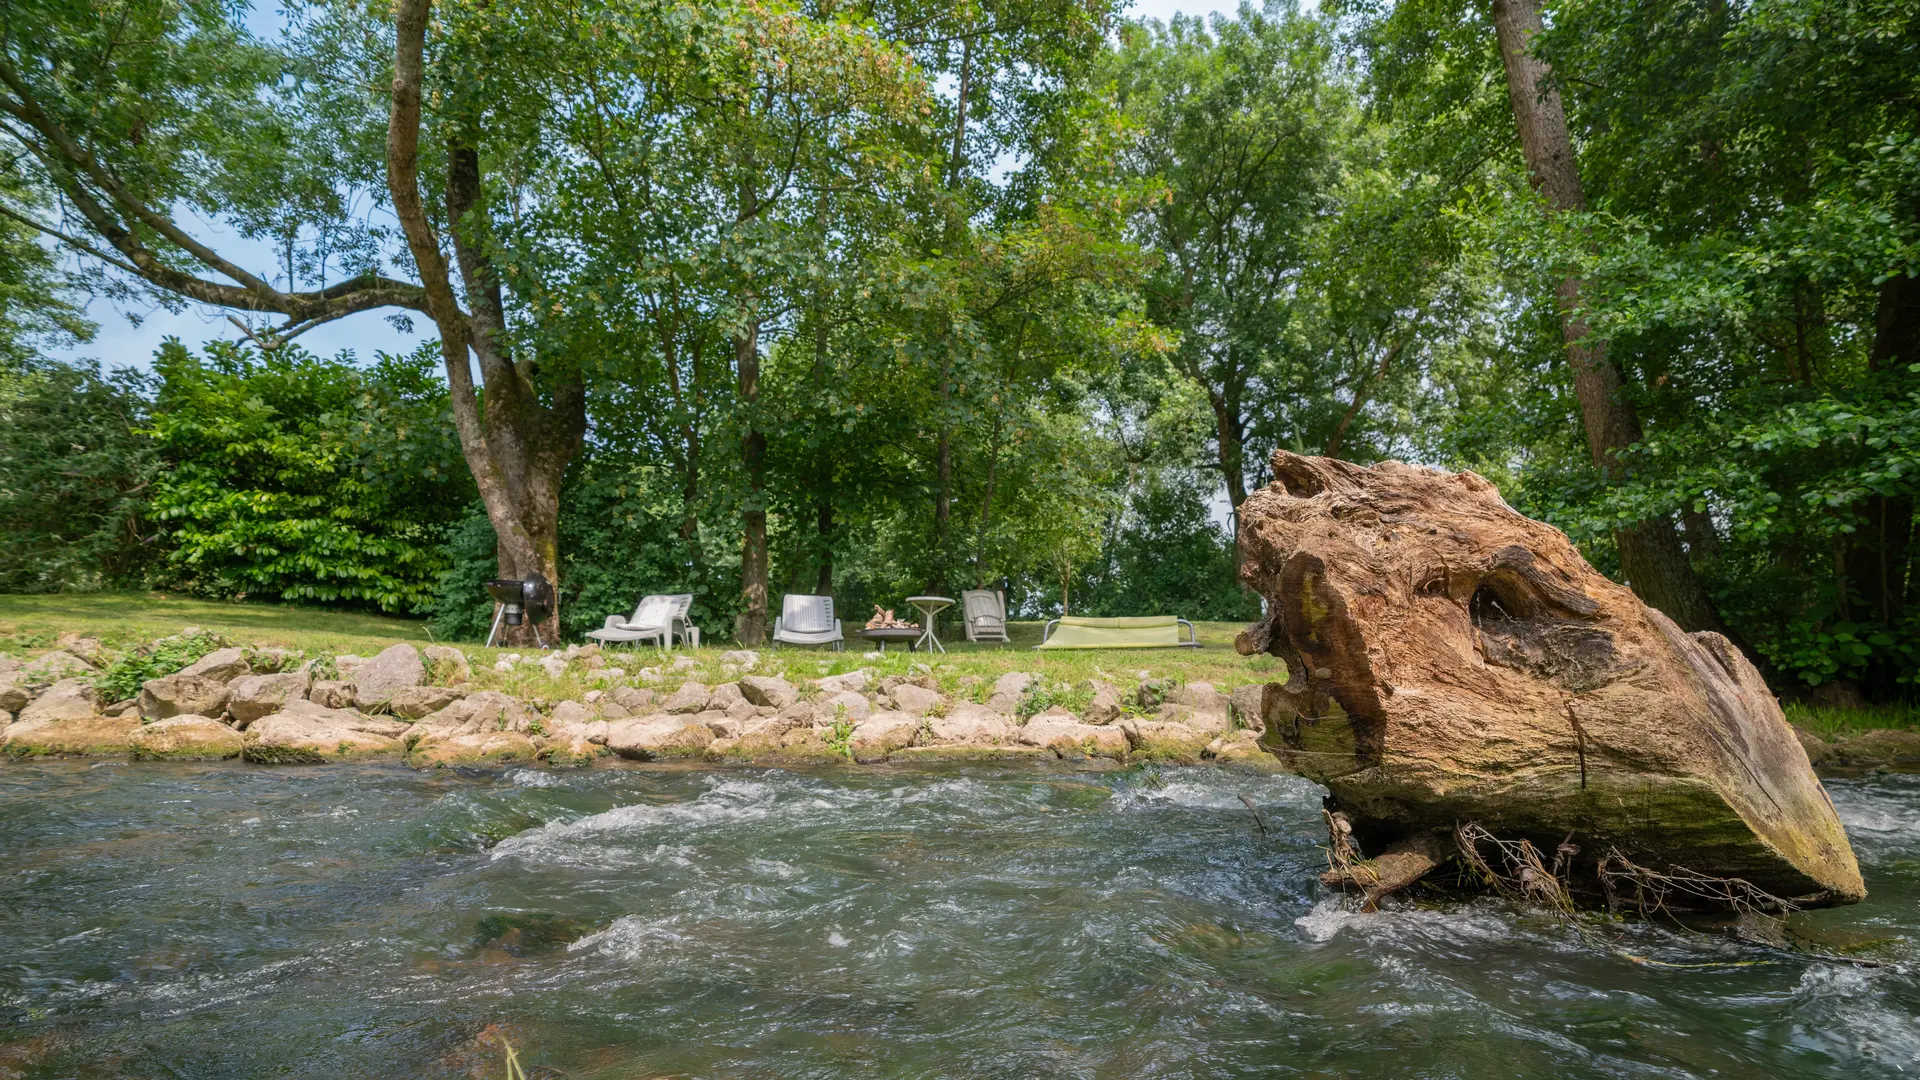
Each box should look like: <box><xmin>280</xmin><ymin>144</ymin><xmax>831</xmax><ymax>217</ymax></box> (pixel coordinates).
<box><xmin>1235</xmin><ymin>450</ymin><xmax>1865</xmax><ymax>908</ymax></box>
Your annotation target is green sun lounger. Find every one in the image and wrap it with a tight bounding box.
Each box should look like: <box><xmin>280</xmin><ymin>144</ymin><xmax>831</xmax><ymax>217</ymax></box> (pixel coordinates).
<box><xmin>1035</xmin><ymin>615</ymin><xmax>1199</xmax><ymax>650</ymax></box>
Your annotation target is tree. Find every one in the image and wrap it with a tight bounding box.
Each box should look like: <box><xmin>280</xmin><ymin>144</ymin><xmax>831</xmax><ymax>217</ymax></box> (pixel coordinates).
<box><xmin>1486</xmin><ymin>0</ymin><xmax>1724</xmax><ymax>634</ymax></box>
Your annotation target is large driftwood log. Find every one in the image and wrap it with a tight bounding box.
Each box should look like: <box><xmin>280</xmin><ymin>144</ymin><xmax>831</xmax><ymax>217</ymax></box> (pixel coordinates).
<box><xmin>1237</xmin><ymin>451</ymin><xmax>1864</xmax><ymax>908</ymax></box>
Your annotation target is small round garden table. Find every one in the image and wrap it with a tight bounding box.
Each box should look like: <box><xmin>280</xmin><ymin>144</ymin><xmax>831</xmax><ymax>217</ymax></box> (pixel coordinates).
<box><xmin>858</xmin><ymin>626</ymin><xmax>923</xmax><ymax>653</ymax></box>
<box><xmin>904</xmin><ymin>595</ymin><xmax>954</xmax><ymax>654</ymax></box>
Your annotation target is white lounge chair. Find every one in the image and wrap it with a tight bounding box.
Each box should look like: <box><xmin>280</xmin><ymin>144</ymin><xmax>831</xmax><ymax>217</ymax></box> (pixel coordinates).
<box><xmin>962</xmin><ymin>589</ymin><xmax>1010</xmax><ymax>643</ymax></box>
<box><xmin>773</xmin><ymin>594</ymin><xmax>844</xmax><ymax>650</ymax></box>
<box><xmin>585</xmin><ymin>593</ymin><xmax>698</xmax><ymax>649</ymax></box>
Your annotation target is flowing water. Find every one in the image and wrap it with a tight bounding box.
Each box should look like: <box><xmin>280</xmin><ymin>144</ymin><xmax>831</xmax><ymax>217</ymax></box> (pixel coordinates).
<box><xmin>2</xmin><ymin>760</ymin><xmax>1917</xmax><ymax>1079</ymax></box>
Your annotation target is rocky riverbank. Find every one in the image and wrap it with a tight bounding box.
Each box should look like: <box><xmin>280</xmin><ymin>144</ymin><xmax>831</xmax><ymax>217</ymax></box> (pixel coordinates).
<box><xmin>0</xmin><ymin>632</ymin><xmax>1281</xmax><ymax>770</ymax></box>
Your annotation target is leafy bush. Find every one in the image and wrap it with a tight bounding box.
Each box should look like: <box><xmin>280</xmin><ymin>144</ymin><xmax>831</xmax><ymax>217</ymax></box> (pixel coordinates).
<box><xmin>146</xmin><ymin>339</ymin><xmax>473</xmax><ymax>614</ymax></box>
<box><xmin>0</xmin><ymin>358</ymin><xmax>156</xmax><ymax>591</ymax></box>
<box><xmin>92</xmin><ymin>631</ymin><xmax>225</xmax><ymax>701</ymax></box>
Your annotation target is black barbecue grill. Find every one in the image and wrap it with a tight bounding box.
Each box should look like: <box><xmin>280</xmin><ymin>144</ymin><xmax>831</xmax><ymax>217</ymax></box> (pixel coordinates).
<box><xmin>485</xmin><ymin>573</ymin><xmax>555</xmax><ymax>647</ymax></box>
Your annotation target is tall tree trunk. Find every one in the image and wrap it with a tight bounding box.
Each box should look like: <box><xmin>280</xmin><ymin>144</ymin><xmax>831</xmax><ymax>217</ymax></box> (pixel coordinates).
<box><xmin>928</xmin><ymin>35</ymin><xmax>975</xmax><ymax>595</ymax></box>
<box><xmin>387</xmin><ymin>0</ymin><xmax>584</xmax><ymax>646</ymax></box>
<box><xmin>812</xmin><ymin>301</ymin><xmax>834</xmax><ymax>596</ymax></box>
<box><xmin>1490</xmin><ymin>0</ymin><xmax>1723</xmax><ymax>635</ymax></box>
<box><xmin>738</xmin><ymin>315</ymin><xmax>769</xmax><ymax>645</ymax></box>
<box><xmin>1845</xmin><ymin>269</ymin><xmax>1920</xmax><ymax>697</ymax></box>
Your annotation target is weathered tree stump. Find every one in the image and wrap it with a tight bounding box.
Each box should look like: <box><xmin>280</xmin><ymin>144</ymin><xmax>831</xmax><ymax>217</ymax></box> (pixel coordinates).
<box><xmin>1237</xmin><ymin>451</ymin><xmax>1864</xmax><ymax>909</ymax></box>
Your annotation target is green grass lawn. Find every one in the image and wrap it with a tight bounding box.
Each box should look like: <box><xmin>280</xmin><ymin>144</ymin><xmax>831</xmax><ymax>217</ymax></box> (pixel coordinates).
<box><xmin>0</xmin><ymin>592</ymin><xmax>1283</xmax><ymax>697</ymax></box>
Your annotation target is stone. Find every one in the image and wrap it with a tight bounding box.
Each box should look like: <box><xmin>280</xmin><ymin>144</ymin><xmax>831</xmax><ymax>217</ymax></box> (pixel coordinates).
<box><xmin>1153</xmin><ymin>702</ymin><xmax>1233</xmax><ymax>736</ymax></box>
<box><xmin>818</xmin><ymin>690</ymin><xmax>873</xmax><ymax>723</ymax></box>
<box><xmin>1229</xmin><ymin>684</ymin><xmax>1266</xmax><ymax>735</ymax></box>
<box><xmin>738</xmin><ymin>675</ymin><xmax>798</xmax><ymax>709</ymax></box>
<box><xmin>928</xmin><ymin>712</ymin><xmax>1016</xmax><ymax>745</ymax></box>
<box><xmin>138</xmin><ymin>673</ymin><xmax>231</xmax><ymax>721</ymax></box>
<box><xmin>583</xmin><ymin>720</ymin><xmax>610</xmax><ymax>745</ymax></box>
<box><xmin>611</xmin><ymin>686</ymin><xmax>656</xmax><ymax>712</ymax></box>
<box><xmin>18</xmin><ymin>678</ymin><xmax>100</xmax><ymax>724</ymax></box>
<box><xmin>1135</xmin><ymin>677</ymin><xmax>1176</xmax><ymax>710</ymax></box>
<box><xmin>422</xmin><ymin>645</ymin><xmax>472</xmax><ymax>685</ymax></box>
<box><xmin>2</xmin><ymin>714</ymin><xmax>139</xmax><ymax>757</ymax></box>
<box><xmin>55</xmin><ymin>634</ymin><xmax>107</xmax><ymax>665</ymax></box>
<box><xmin>815</xmin><ymin>670</ymin><xmax>870</xmax><ymax>694</ymax></box>
<box><xmin>709</xmin><ymin>682</ymin><xmax>746</xmax><ymax>708</ymax></box>
<box><xmin>334</xmin><ymin>654</ymin><xmax>367</xmax><ymax>675</ymax></box>
<box><xmin>1120</xmin><ymin>719</ymin><xmax>1214</xmax><ymax>764</ymax></box>
<box><xmin>549</xmin><ymin>700</ymin><xmax>594</xmax><ymax>734</ymax></box>
<box><xmin>1083</xmin><ymin>680</ymin><xmax>1124</xmax><ymax>725</ymax></box>
<box><xmin>724</xmin><ymin>698</ymin><xmax>758</xmax><ymax>722</ymax></box>
<box><xmin>540</xmin><ymin>736</ymin><xmax>607</xmax><ymax>767</ymax></box>
<box><xmin>1168</xmin><ymin>680</ymin><xmax>1229</xmax><ymax>713</ymax></box>
<box><xmin>888</xmin><ymin>683</ymin><xmax>943</xmax><ymax>717</ymax></box>
<box><xmin>993</xmin><ymin>672</ymin><xmax>1036</xmax><ymax>699</ymax></box>
<box><xmin>227</xmin><ymin>671</ymin><xmax>313</xmax><ymax>728</ymax></box>
<box><xmin>719</xmin><ymin>649</ymin><xmax>761</xmax><ymax>670</ymax></box>
<box><xmin>22</xmin><ymin>650</ymin><xmax>95</xmax><ymax>682</ymax></box>
<box><xmin>892</xmin><ymin>744</ymin><xmax>1055</xmax><ymax>764</ymax></box>
<box><xmin>670</xmin><ymin>655</ymin><xmax>699</xmax><ymax>671</ymax></box>
<box><xmin>538</xmin><ymin>654</ymin><xmax>569</xmax><ymax>680</ymax></box>
<box><xmin>386</xmin><ymin>684</ymin><xmax>462</xmax><ymax>720</ymax></box>
<box><xmin>699</xmin><ymin>710</ymin><xmax>743</xmax><ymax>739</ymax></box>
<box><xmin>409</xmin><ymin>730</ymin><xmax>539</xmax><ymax>768</ymax></box>
<box><xmin>244</xmin><ymin>700</ymin><xmax>408</xmax><ymax>763</ymax></box>
<box><xmin>414</xmin><ymin>691</ymin><xmax>530</xmax><ymax>737</ymax></box>
<box><xmin>130</xmin><ymin>716</ymin><xmax>244</xmax><ymax>760</ymax></box>
<box><xmin>178</xmin><ymin>647</ymin><xmax>251</xmax><ymax>683</ymax></box>
<box><xmin>351</xmin><ymin>644</ymin><xmax>426</xmax><ymax>710</ymax></box>
<box><xmin>662</xmin><ymin>680</ymin><xmax>711</xmax><ymax>714</ymax></box>
<box><xmin>1236</xmin><ymin>450</ymin><xmax>1865</xmax><ymax>906</ymax></box>
<box><xmin>309</xmin><ymin>680</ymin><xmax>355</xmax><ymax>709</ymax></box>
<box><xmin>849</xmin><ymin>712</ymin><xmax>920</xmax><ymax>763</ymax></box>
<box><xmin>604</xmin><ymin>715</ymin><xmax>714</xmax><ymax>760</ymax></box>
<box><xmin>1823</xmin><ymin>729</ymin><xmax>1920</xmax><ymax>770</ymax></box>
<box><xmin>599</xmin><ymin>666</ymin><xmax>627</xmax><ymax>682</ymax></box>
<box><xmin>0</xmin><ymin>678</ymin><xmax>27</xmax><ymax>714</ymax></box>
<box><xmin>1206</xmin><ymin>729</ymin><xmax>1283</xmax><ymax>770</ymax></box>
<box><xmin>0</xmin><ymin>709</ymin><xmax>10</xmax><ymax>729</ymax></box>
<box><xmin>1021</xmin><ymin>717</ymin><xmax>1128</xmax><ymax>760</ymax></box>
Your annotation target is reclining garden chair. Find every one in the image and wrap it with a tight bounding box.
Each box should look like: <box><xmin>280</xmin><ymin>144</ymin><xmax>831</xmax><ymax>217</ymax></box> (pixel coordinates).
<box><xmin>961</xmin><ymin>589</ymin><xmax>1010</xmax><ymax>643</ymax></box>
<box><xmin>772</xmin><ymin>593</ymin><xmax>844</xmax><ymax>650</ymax></box>
<box><xmin>585</xmin><ymin>593</ymin><xmax>698</xmax><ymax>649</ymax></box>
<box><xmin>1035</xmin><ymin>615</ymin><xmax>1199</xmax><ymax>650</ymax></box>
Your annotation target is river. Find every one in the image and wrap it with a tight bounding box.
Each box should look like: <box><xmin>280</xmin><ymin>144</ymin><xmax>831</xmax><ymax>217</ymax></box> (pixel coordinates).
<box><xmin>2</xmin><ymin>761</ymin><xmax>1916</xmax><ymax>1078</ymax></box>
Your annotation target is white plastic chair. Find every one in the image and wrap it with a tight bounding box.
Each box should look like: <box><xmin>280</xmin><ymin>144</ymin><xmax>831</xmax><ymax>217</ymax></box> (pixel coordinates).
<box><xmin>584</xmin><ymin>593</ymin><xmax>698</xmax><ymax>649</ymax></box>
<box><xmin>772</xmin><ymin>594</ymin><xmax>844</xmax><ymax>650</ymax></box>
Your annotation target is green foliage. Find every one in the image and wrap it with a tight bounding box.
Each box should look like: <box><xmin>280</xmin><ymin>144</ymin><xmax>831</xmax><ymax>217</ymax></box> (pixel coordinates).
<box><xmin>1078</xmin><ymin>471</ymin><xmax>1260</xmax><ymax>623</ymax></box>
<box><xmin>147</xmin><ymin>339</ymin><xmax>473</xmax><ymax>614</ymax></box>
<box><xmin>91</xmin><ymin>630</ymin><xmax>225</xmax><ymax>702</ymax></box>
<box><xmin>0</xmin><ymin>358</ymin><xmax>156</xmax><ymax>592</ymax></box>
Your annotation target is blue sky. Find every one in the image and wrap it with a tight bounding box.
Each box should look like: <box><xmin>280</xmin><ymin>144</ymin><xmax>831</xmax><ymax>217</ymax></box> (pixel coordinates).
<box><xmin>52</xmin><ymin>0</ymin><xmax>1244</xmax><ymax>372</ymax></box>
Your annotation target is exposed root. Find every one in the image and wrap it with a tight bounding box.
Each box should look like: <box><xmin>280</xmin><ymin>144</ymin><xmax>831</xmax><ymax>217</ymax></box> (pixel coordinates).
<box><xmin>1596</xmin><ymin>849</ymin><xmax>1798</xmax><ymax>917</ymax></box>
<box><xmin>1454</xmin><ymin>823</ymin><xmax>1577</xmax><ymax>914</ymax></box>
